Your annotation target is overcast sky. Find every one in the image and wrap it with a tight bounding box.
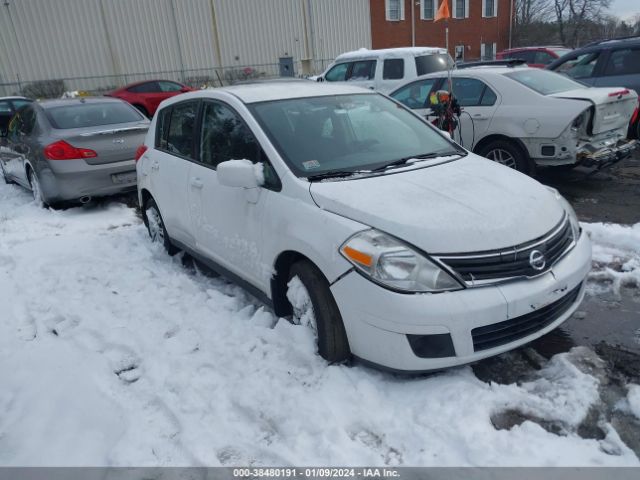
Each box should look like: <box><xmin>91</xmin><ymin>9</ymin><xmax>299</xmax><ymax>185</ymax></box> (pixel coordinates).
<box><xmin>609</xmin><ymin>0</ymin><xmax>639</xmax><ymax>21</ymax></box>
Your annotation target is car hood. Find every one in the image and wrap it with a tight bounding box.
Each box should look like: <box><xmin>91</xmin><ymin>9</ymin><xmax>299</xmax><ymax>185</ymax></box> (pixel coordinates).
<box><xmin>309</xmin><ymin>155</ymin><xmax>564</xmax><ymax>254</ymax></box>
<box><xmin>550</xmin><ymin>87</ymin><xmax>638</xmax><ymax>134</ymax></box>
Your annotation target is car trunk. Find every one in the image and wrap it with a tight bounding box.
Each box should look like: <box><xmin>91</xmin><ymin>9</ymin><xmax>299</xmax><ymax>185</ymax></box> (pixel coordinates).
<box><xmin>54</xmin><ymin>122</ymin><xmax>149</xmax><ymax>165</ymax></box>
<box><xmin>550</xmin><ymin>88</ymin><xmax>637</xmax><ymax>135</ymax></box>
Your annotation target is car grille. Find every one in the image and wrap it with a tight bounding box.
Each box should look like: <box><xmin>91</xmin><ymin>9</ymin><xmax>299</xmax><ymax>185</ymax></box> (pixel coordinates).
<box><xmin>471</xmin><ymin>282</ymin><xmax>583</xmax><ymax>352</ymax></box>
<box><xmin>436</xmin><ymin>214</ymin><xmax>574</xmax><ymax>285</ymax></box>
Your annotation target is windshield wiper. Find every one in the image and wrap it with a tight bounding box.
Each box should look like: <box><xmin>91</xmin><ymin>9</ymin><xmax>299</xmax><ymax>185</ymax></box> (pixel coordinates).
<box><xmin>306</xmin><ymin>170</ymin><xmax>364</xmax><ymax>182</ymax></box>
<box><xmin>372</xmin><ymin>150</ymin><xmax>466</xmax><ymax>172</ymax></box>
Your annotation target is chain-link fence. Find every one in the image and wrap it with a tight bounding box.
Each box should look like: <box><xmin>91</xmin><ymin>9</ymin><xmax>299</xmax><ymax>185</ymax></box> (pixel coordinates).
<box><xmin>0</xmin><ymin>59</ymin><xmax>335</xmax><ymax>98</ymax></box>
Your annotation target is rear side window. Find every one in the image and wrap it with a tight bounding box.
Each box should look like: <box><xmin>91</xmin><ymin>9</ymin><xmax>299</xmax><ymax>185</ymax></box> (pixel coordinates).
<box><xmin>155</xmin><ymin>107</ymin><xmax>172</xmax><ymax>150</ymax></box>
<box><xmin>451</xmin><ymin>78</ymin><xmax>497</xmax><ymax>107</ymax></box>
<box><xmin>534</xmin><ymin>51</ymin><xmax>555</xmax><ymax>65</ymax></box>
<box><xmin>45</xmin><ymin>102</ymin><xmax>143</xmax><ymax>129</ymax></box>
<box><xmin>128</xmin><ymin>82</ymin><xmax>159</xmax><ymax>93</ymax></box>
<box><xmin>603</xmin><ymin>48</ymin><xmax>640</xmax><ymax>76</ymax></box>
<box><xmin>415</xmin><ymin>54</ymin><xmax>450</xmax><ymax>76</ymax></box>
<box><xmin>383</xmin><ymin>58</ymin><xmax>404</xmax><ymax>80</ymax></box>
<box><xmin>0</xmin><ymin>101</ymin><xmax>10</xmax><ymax>113</ymax></box>
<box><xmin>347</xmin><ymin>60</ymin><xmax>376</xmax><ymax>81</ymax></box>
<box><xmin>165</xmin><ymin>101</ymin><xmax>198</xmax><ymax>159</ymax></box>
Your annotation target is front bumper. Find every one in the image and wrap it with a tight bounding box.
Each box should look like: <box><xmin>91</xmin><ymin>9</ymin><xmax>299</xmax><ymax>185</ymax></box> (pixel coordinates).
<box><xmin>330</xmin><ymin>230</ymin><xmax>592</xmax><ymax>372</ymax></box>
<box><xmin>39</xmin><ymin>158</ymin><xmax>137</xmax><ymax>202</ymax></box>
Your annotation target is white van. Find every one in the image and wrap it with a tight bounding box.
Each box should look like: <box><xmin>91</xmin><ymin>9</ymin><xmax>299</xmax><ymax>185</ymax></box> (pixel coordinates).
<box><xmin>313</xmin><ymin>47</ymin><xmax>453</xmax><ymax>93</ymax></box>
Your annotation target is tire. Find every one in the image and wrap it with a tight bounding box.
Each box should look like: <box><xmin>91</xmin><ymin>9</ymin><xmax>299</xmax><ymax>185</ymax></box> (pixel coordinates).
<box><xmin>287</xmin><ymin>260</ymin><xmax>350</xmax><ymax>363</ymax></box>
<box><xmin>478</xmin><ymin>139</ymin><xmax>536</xmax><ymax>176</ymax></box>
<box><xmin>28</xmin><ymin>169</ymin><xmax>46</xmax><ymax>208</ymax></box>
<box><xmin>1</xmin><ymin>163</ymin><xmax>14</xmax><ymax>184</ymax></box>
<box><xmin>143</xmin><ymin>197</ymin><xmax>178</xmax><ymax>255</ymax></box>
<box><xmin>134</xmin><ymin>104</ymin><xmax>149</xmax><ymax>118</ymax></box>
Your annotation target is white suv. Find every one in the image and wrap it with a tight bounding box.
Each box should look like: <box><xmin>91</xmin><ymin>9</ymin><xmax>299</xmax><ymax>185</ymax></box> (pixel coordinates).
<box><xmin>136</xmin><ymin>81</ymin><xmax>592</xmax><ymax>372</ymax></box>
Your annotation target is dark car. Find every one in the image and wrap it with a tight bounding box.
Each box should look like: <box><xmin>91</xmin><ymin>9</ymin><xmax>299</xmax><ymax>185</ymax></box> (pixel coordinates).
<box><xmin>106</xmin><ymin>80</ymin><xmax>193</xmax><ymax>118</ymax></box>
<box><xmin>0</xmin><ymin>96</ymin><xmax>33</xmax><ymax>136</ymax></box>
<box><xmin>0</xmin><ymin>97</ymin><xmax>149</xmax><ymax>207</ymax></box>
<box><xmin>547</xmin><ymin>36</ymin><xmax>640</xmax><ymax>138</ymax></box>
<box><xmin>497</xmin><ymin>46</ymin><xmax>572</xmax><ymax>68</ymax></box>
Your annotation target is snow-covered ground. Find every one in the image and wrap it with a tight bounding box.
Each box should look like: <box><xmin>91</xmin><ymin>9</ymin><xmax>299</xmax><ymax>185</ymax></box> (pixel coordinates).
<box><xmin>0</xmin><ymin>181</ymin><xmax>639</xmax><ymax>466</ymax></box>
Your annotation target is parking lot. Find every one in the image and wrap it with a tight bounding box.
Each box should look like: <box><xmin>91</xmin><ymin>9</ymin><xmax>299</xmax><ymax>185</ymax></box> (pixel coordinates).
<box><xmin>1</xmin><ymin>150</ymin><xmax>639</xmax><ymax>466</ymax></box>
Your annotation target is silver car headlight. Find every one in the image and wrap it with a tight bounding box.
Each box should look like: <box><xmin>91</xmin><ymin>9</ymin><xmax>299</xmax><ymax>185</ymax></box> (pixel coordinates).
<box><xmin>547</xmin><ymin>187</ymin><xmax>580</xmax><ymax>240</ymax></box>
<box><xmin>339</xmin><ymin>230</ymin><xmax>463</xmax><ymax>292</ymax></box>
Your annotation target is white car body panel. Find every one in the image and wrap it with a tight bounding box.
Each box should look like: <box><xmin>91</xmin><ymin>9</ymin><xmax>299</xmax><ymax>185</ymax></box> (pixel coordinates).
<box><xmin>390</xmin><ymin>66</ymin><xmax>638</xmax><ymax>166</ymax></box>
<box><xmin>137</xmin><ymin>82</ymin><xmax>592</xmax><ymax>372</ymax></box>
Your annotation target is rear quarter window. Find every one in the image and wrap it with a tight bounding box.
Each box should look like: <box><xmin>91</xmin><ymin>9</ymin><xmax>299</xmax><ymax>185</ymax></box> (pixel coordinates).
<box><xmin>415</xmin><ymin>54</ymin><xmax>451</xmax><ymax>76</ymax></box>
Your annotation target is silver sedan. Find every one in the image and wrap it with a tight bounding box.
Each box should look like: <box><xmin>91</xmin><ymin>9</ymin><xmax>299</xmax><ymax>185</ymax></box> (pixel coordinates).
<box><xmin>0</xmin><ymin>97</ymin><xmax>149</xmax><ymax>207</ymax></box>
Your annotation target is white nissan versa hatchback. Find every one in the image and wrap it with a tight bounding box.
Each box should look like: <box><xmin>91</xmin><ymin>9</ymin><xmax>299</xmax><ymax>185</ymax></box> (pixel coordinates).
<box><xmin>136</xmin><ymin>82</ymin><xmax>592</xmax><ymax>372</ymax></box>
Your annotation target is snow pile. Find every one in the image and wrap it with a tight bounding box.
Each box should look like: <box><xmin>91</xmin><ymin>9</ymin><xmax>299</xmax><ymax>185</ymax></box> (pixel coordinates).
<box><xmin>0</xmin><ymin>182</ymin><xmax>638</xmax><ymax>466</ymax></box>
<box><xmin>629</xmin><ymin>385</ymin><xmax>640</xmax><ymax>420</ymax></box>
<box><xmin>582</xmin><ymin>222</ymin><xmax>640</xmax><ymax>294</ymax></box>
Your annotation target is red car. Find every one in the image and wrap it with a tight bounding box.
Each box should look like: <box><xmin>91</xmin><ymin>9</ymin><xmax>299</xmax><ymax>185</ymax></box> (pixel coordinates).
<box><xmin>497</xmin><ymin>46</ymin><xmax>572</xmax><ymax>68</ymax></box>
<box><xmin>106</xmin><ymin>80</ymin><xmax>193</xmax><ymax>117</ymax></box>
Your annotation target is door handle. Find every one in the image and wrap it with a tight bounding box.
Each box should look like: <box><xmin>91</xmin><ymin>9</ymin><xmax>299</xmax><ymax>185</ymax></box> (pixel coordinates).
<box><xmin>472</xmin><ymin>113</ymin><xmax>488</xmax><ymax>120</ymax></box>
<box><xmin>151</xmin><ymin>161</ymin><xmax>160</xmax><ymax>171</ymax></box>
<box><xmin>190</xmin><ymin>178</ymin><xmax>203</xmax><ymax>189</ymax></box>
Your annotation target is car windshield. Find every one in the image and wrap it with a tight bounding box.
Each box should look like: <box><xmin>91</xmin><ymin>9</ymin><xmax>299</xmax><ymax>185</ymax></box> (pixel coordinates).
<box><xmin>249</xmin><ymin>93</ymin><xmax>460</xmax><ymax>178</ymax></box>
<box><xmin>46</xmin><ymin>102</ymin><xmax>143</xmax><ymax>129</ymax></box>
<box><xmin>504</xmin><ymin>69</ymin><xmax>585</xmax><ymax>95</ymax></box>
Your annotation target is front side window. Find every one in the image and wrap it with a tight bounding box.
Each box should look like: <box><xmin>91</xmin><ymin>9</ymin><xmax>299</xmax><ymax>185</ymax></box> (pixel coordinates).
<box><xmin>45</xmin><ymin>102</ymin><xmax>143</xmax><ymax>129</ymax></box>
<box><xmin>421</xmin><ymin>0</ymin><xmax>436</xmax><ymax>20</ymax></box>
<box><xmin>391</xmin><ymin>78</ymin><xmax>438</xmax><ymax>109</ymax></box>
<box><xmin>505</xmin><ymin>69</ymin><xmax>586</xmax><ymax>95</ymax></box>
<box><xmin>158</xmin><ymin>81</ymin><xmax>184</xmax><ymax>92</ymax></box>
<box><xmin>250</xmin><ymin>93</ymin><xmax>458</xmax><ymax>177</ymax></box>
<box><xmin>11</xmin><ymin>99</ymin><xmax>32</xmax><ymax>110</ymax></box>
<box><xmin>383</xmin><ymin>58</ymin><xmax>404</xmax><ymax>80</ymax></box>
<box><xmin>325</xmin><ymin>63</ymin><xmax>350</xmax><ymax>82</ymax></box>
<box><xmin>348</xmin><ymin>61</ymin><xmax>376</xmax><ymax>81</ymax></box>
<box><xmin>534</xmin><ymin>51</ymin><xmax>555</xmax><ymax>65</ymax></box>
<box><xmin>386</xmin><ymin>0</ymin><xmax>404</xmax><ymax>21</ymax></box>
<box><xmin>165</xmin><ymin>101</ymin><xmax>198</xmax><ymax>159</ymax></box>
<box><xmin>199</xmin><ymin>101</ymin><xmax>263</xmax><ymax>168</ymax></box>
<box><xmin>554</xmin><ymin>52</ymin><xmax>600</xmax><ymax>79</ymax></box>
<box><xmin>603</xmin><ymin>48</ymin><xmax>640</xmax><ymax>76</ymax></box>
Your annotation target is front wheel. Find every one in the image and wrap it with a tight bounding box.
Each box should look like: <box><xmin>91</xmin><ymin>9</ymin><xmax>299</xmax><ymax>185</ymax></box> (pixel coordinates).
<box><xmin>287</xmin><ymin>260</ymin><xmax>350</xmax><ymax>363</ymax></box>
<box><xmin>144</xmin><ymin>198</ymin><xmax>178</xmax><ymax>255</ymax></box>
<box><xmin>478</xmin><ymin>140</ymin><xmax>535</xmax><ymax>176</ymax></box>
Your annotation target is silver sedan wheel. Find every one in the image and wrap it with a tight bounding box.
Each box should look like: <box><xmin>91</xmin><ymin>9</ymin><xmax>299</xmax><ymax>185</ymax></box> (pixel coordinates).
<box><xmin>146</xmin><ymin>205</ymin><xmax>165</xmax><ymax>243</ymax></box>
<box><xmin>28</xmin><ymin>170</ymin><xmax>45</xmax><ymax>207</ymax></box>
<box><xmin>485</xmin><ymin>148</ymin><xmax>517</xmax><ymax>169</ymax></box>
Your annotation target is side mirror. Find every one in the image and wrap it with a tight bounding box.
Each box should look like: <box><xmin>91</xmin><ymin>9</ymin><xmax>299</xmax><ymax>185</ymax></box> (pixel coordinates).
<box><xmin>217</xmin><ymin>159</ymin><xmax>263</xmax><ymax>188</ymax></box>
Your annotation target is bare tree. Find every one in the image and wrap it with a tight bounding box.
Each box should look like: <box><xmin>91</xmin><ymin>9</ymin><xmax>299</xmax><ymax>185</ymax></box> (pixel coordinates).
<box><xmin>553</xmin><ymin>0</ymin><xmax>613</xmax><ymax>46</ymax></box>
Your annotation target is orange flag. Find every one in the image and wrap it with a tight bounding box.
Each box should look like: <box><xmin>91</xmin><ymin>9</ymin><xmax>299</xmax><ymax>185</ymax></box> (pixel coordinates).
<box><xmin>434</xmin><ymin>0</ymin><xmax>450</xmax><ymax>22</ymax></box>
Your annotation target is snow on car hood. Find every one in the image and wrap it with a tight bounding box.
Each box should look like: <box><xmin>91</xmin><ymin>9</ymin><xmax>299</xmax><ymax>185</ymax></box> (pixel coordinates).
<box><xmin>309</xmin><ymin>155</ymin><xmax>564</xmax><ymax>254</ymax></box>
<box><xmin>550</xmin><ymin>87</ymin><xmax>638</xmax><ymax>135</ymax></box>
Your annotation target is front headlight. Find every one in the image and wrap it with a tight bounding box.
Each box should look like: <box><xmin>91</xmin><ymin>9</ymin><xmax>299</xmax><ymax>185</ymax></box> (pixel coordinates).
<box><xmin>339</xmin><ymin>230</ymin><xmax>463</xmax><ymax>292</ymax></box>
<box><xmin>547</xmin><ymin>187</ymin><xmax>580</xmax><ymax>240</ymax></box>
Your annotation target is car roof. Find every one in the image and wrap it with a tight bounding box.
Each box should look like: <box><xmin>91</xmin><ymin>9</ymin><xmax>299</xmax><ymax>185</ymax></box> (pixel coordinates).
<box><xmin>501</xmin><ymin>46</ymin><xmax>567</xmax><ymax>51</ymax></box>
<box><xmin>0</xmin><ymin>96</ymin><xmax>31</xmax><ymax>101</ymax></box>
<box><xmin>168</xmin><ymin>82</ymin><xmax>374</xmax><ymax>105</ymax></box>
<box><xmin>37</xmin><ymin>97</ymin><xmax>131</xmax><ymax>109</ymax></box>
<box><xmin>335</xmin><ymin>46</ymin><xmax>447</xmax><ymax>62</ymax></box>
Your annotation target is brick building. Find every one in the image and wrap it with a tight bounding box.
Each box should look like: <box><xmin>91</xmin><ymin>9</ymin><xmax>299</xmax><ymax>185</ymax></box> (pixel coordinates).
<box><xmin>370</xmin><ymin>0</ymin><xmax>514</xmax><ymax>61</ymax></box>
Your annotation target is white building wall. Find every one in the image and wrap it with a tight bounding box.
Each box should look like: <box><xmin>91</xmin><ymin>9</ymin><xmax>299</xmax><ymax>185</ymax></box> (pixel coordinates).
<box><xmin>0</xmin><ymin>0</ymin><xmax>371</xmax><ymax>95</ymax></box>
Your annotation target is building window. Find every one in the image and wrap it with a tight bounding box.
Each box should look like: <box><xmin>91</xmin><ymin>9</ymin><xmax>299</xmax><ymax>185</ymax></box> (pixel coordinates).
<box><xmin>482</xmin><ymin>0</ymin><xmax>497</xmax><ymax>17</ymax></box>
<box><xmin>421</xmin><ymin>0</ymin><xmax>438</xmax><ymax>20</ymax></box>
<box><xmin>453</xmin><ymin>0</ymin><xmax>469</xmax><ymax>18</ymax></box>
<box><xmin>386</xmin><ymin>0</ymin><xmax>404</xmax><ymax>21</ymax></box>
<box><xmin>481</xmin><ymin>42</ymin><xmax>497</xmax><ymax>60</ymax></box>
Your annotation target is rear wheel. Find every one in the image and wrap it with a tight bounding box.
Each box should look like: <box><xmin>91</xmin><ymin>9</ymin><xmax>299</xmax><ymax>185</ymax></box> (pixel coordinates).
<box><xmin>133</xmin><ymin>104</ymin><xmax>149</xmax><ymax>118</ymax></box>
<box><xmin>1</xmin><ymin>163</ymin><xmax>13</xmax><ymax>184</ymax></box>
<box><xmin>144</xmin><ymin>197</ymin><xmax>178</xmax><ymax>255</ymax></box>
<box><xmin>28</xmin><ymin>169</ymin><xmax>45</xmax><ymax>208</ymax></box>
<box><xmin>478</xmin><ymin>139</ymin><xmax>535</xmax><ymax>176</ymax></box>
<box><xmin>287</xmin><ymin>260</ymin><xmax>350</xmax><ymax>363</ymax></box>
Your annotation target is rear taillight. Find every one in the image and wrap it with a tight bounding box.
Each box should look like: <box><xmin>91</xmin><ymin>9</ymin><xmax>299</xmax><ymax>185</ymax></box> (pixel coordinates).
<box><xmin>631</xmin><ymin>101</ymin><xmax>639</xmax><ymax>125</ymax></box>
<box><xmin>135</xmin><ymin>145</ymin><xmax>148</xmax><ymax>162</ymax></box>
<box><xmin>44</xmin><ymin>140</ymin><xmax>97</xmax><ymax>160</ymax></box>
<box><xmin>608</xmin><ymin>89</ymin><xmax>630</xmax><ymax>97</ymax></box>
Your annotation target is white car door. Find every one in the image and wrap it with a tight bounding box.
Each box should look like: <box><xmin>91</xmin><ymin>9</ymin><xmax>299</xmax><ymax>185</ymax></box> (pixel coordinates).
<box><xmin>147</xmin><ymin>100</ymin><xmax>197</xmax><ymax>246</ymax></box>
<box><xmin>188</xmin><ymin>99</ymin><xmax>273</xmax><ymax>288</ymax></box>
